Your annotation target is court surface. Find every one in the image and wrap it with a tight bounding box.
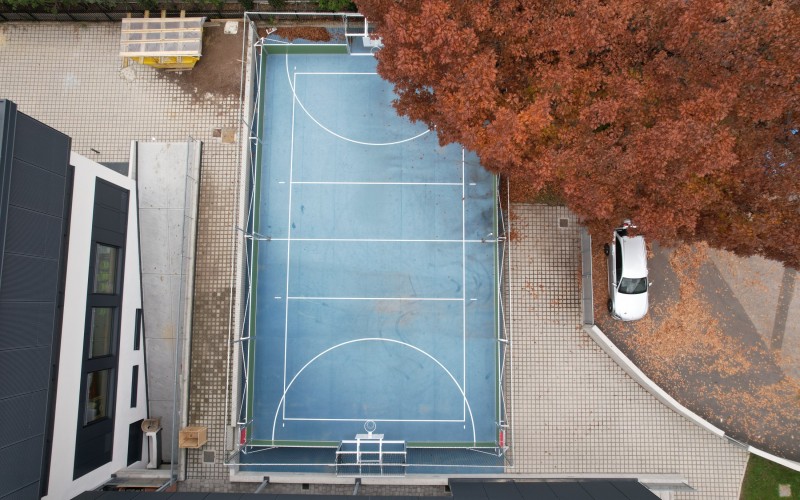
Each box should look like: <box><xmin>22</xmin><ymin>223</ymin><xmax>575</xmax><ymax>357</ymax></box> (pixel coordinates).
<box><xmin>247</xmin><ymin>50</ymin><xmax>499</xmax><ymax>448</ymax></box>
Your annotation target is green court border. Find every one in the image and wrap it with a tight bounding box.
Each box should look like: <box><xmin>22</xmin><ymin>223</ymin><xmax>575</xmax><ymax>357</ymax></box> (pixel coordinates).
<box><xmin>493</xmin><ymin>175</ymin><xmax>501</xmax><ymax>447</ymax></box>
<box><xmin>249</xmin><ymin>439</ymin><xmax>497</xmax><ymax>448</ymax></box>
<box><xmin>245</xmin><ymin>47</ymin><xmax>269</xmax><ymax>441</ymax></box>
<box><xmin>245</xmin><ymin>46</ymin><xmax>503</xmax><ymax>452</ymax></box>
<box><xmin>264</xmin><ymin>43</ymin><xmax>348</xmax><ymax>55</ymax></box>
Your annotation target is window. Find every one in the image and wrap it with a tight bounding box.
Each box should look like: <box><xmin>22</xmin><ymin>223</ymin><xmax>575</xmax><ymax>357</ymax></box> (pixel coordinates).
<box><xmin>75</xmin><ymin>180</ymin><xmax>130</xmax><ymax>479</ymax></box>
<box><xmin>130</xmin><ymin>365</ymin><xmax>139</xmax><ymax>408</ymax></box>
<box><xmin>84</xmin><ymin>370</ymin><xmax>112</xmax><ymax>425</ymax></box>
<box><xmin>134</xmin><ymin>308</ymin><xmax>143</xmax><ymax>351</ymax></box>
<box><xmin>89</xmin><ymin>307</ymin><xmax>115</xmax><ymax>358</ymax></box>
<box><xmin>93</xmin><ymin>244</ymin><xmax>118</xmax><ymax>294</ymax></box>
<box><xmin>615</xmin><ymin>238</ymin><xmax>623</xmax><ymax>281</ymax></box>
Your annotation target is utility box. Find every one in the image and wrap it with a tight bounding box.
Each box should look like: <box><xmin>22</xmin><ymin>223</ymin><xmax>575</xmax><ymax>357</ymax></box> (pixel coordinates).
<box><xmin>179</xmin><ymin>426</ymin><xmax>207</xmax><ymax>449</ymax></box>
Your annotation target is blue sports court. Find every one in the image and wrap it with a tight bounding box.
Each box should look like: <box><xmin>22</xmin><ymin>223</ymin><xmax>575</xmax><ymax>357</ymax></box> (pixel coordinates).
<box><xmin>237</xmin><ymin>21</ymin><xmax>507</xmax><ymax>474</ymax></box>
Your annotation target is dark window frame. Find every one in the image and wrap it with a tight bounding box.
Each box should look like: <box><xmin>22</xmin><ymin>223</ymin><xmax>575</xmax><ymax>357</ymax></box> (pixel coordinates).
<box><xmin>74</xmin><ymin>178</ymin><xmax>129</xmax><ymax>479</ymax></box>
<box><xmin>130</xmin><ymin>365</ymin><xmax>139</xmax><ymax>408</ymax></box>
<box><xmin>133</xmin><ymin>308</ymin><xmax>143</xmax><ymax>351</ymax></box>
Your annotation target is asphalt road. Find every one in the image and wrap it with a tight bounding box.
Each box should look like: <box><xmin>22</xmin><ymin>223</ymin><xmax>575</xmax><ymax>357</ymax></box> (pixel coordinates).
<box><xmin>596</xmin><ymin>242</ymin><xmax>800</xmax><ymax>462</ymax></box>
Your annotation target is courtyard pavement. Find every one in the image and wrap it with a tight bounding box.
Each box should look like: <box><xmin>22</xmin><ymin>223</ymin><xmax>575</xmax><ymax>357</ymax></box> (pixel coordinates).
<box><xmin>0</xmin><ymin>21</ymin><xmax>757</xmax><ymax>497</ymax></box>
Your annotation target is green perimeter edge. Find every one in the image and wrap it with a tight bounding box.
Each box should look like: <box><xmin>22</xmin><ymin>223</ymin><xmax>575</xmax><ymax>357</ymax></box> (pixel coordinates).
<box><xmin>265</xmin><ymin>44</ymin><xmax>348</xmax><ymax>55</ymax></box>
<box><xmin>249</xmin><ymin>440</ymin><xmax>496</xmax><ymax>448</ymax></box>
<box><xmin>493</xmin><ymin>174</ymin><xmax>500</xmax><ymax>447</ymax></box>
<box><xmin>245</xmin><ymin>48</ymin><xmax>269</xmax><ymax>443</ymax></box>
<box><xmin>246</xmin><ymin>48</ymin><xmax>498</xmax><ymax>452</ymax></box>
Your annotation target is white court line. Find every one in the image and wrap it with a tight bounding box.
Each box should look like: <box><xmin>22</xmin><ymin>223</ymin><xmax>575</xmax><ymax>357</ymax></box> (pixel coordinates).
<box><xmin>272</xmin><ymin>337</ymin><xmax>477</xmax><ymax>444</ymax></box>
<box><xmin>295</xmin><ymin>72</ymin><xmax>379</xmax><ymax>75</ymax></box>
<box><xmin>461</xmin><ymin>148</ymin><xmax>467</xmax><ymax>421</ymax></box>
<box><xmin>268</xmin><ymin>238</ymin><xmax>486</xmax><ymax>243</ymax></box>
<box><xmin>283</xmin><ymin>417</ymin><xmax>466</xmax><ymax>423</ymax></box>
<box><xmin>292</xmin><ymin>181</ymin><xmax>461</xmax><ymax>186</ymax></box>
<box><xmin>281</xmin><ymin>70</ymin><xmax>299</xmax><ymax>418</ymax></box>
<box><xmin>285</xmin><ymin>54</ymin><xmax>430</xmax><ymax>147</ymax></box>
<box><xmin>287</xmin><ymin>296</ymin><xmax>463</xmax><ymax>301</ymax></box>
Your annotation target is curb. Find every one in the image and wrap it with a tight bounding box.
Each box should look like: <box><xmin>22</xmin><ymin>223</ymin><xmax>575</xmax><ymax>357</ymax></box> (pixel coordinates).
<box><xmin>584</xmin><ymin>324</ymin><xmax>800</xmax><ymax>473</ymax></box>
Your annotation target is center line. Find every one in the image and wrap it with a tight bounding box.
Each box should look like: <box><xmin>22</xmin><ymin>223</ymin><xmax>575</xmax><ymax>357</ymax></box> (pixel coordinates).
<box><xmin>287</xmin><ymin>296</ymin><xmax>463</xmax><ymax>301</ymax></box>
<box><xmin>292</xmin><ymin>181</ymin><xmax>461</xmax><ymax>186</ymax></box>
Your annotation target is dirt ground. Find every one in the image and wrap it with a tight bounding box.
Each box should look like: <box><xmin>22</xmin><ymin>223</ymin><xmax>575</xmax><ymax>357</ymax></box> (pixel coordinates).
<box><xmin>592</xmin><ymin>239</ymin><xmax>800</xmax><ymax>461</ymax></box>
<box><xmin>162</xmin><ymin>22</ymin><xmax>244</xmax><ymax>99</ymax></box>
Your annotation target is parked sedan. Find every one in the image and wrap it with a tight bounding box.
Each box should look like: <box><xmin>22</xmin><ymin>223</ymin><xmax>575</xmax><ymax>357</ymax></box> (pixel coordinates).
<box><xmin>604</xmin><ymin>220</ymin><xmax>649</xmax><ymax>321</ymax></box>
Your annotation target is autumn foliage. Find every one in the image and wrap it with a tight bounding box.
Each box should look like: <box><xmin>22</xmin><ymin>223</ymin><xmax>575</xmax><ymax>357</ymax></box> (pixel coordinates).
<box><xmin>356</xmin><ymin>0</ymin><xmax>800</xmax><ymax>266</ymax></box>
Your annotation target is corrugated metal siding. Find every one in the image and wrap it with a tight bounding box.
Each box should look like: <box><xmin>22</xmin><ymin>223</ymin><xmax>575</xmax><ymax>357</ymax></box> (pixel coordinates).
<box><xmin>0</xmin><ymin>101</ymin><xmax>71</xmax><ymax>499</ymax></box>
<box><xmin>0</xmin><ymin>302</ymin><xmax>52</xmax><ymax>350</ymax></box>
<box><xmin>5</xmin><ymin>206</ymin><xmax>63</xmax><ymax>259</ymax></box>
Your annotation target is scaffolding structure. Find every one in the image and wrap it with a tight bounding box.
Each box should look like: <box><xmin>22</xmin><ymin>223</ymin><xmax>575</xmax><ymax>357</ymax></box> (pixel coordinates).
<box><xmin>120</xmin><ymin>13</ymin><xmax>204</xmax><ymax>70</ymax></box>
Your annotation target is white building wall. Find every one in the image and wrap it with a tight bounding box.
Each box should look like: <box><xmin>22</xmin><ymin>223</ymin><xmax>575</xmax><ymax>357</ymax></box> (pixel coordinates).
<box><xmin>44</xmin><ymin>153</ymin><xmax>148</xmax><ymax>500</ymax></box>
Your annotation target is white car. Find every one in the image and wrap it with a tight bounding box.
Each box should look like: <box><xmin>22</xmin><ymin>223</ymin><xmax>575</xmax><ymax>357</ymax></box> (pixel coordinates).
<box><xmin>604</xmin><ymin>220</ymin><xmax>649</xmax><ymax>321</ymax></box>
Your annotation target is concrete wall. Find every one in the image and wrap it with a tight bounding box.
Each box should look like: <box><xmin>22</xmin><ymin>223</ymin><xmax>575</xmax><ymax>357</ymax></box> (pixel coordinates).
<box><xmin>134</xmin><ymin>141</ymin><xmax>201</xmax><ymax>465</ymax></box>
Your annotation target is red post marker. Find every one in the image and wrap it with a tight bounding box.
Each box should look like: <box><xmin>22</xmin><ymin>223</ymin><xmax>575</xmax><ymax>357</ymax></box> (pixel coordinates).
<box><xmin>240</xmin><ymin>427</ymin><xmax>246</xmax><ymax>446</ymax></box>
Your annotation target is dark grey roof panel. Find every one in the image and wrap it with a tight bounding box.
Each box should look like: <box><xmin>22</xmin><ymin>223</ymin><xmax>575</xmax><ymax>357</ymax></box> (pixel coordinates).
<box><xmin>0</xmin><ymin>435</ymin><xmax>43</xmax><ymax>498</ymax></box>
<box><xmin>483</xmin><ymin>482</ymin><xmax>524</xmax><ymax>500</ymax></box>
<box><xmin>4</xmin><ymin>205</ymin><xmax>63</xmax><ymax>259</ymax></box>
<box><xmin>167</xmin><ymin>493</ymin><xmax>217</xmax><ymax>500</ymax></box>
<box><xmin>449</xmin><ymin>480</ymin><xmax>489</xmax><ymax>499</ymax></box>
<box><xmin>0</xmin><ymin>391</ymin><xmax>47</xmax><ymax>447</ymax></box>
<box><xmin>97</xmin><ymin>492</ymin><xmax>142</xmax><ymax>500</ymax></box>
<box><xmin>12</xmin><ymin>113</ymin><xmax>70</xmax><ymax>176</ymax></box>
<box><xmin>0</xmin><ymin>347</ymin><xmax>50</xmax><ymax>399</ymax></box>
<box><xmin>581</xmin><ymin>481</ymin><xmax>635</xmax><ymax>499</ymax></box>
<box><xmin>1</xmin><ymin>481</ymin><xmax>40</xmax><ymax>500</ymax></box>
<box><xmin>0</xmin><ymin>301</ymin><xmax>53</xmax><ymax>352</ymax></box>
<box><xmin>547</xmin><ymin>482</ymin><xmax>594</xmax><ymax>499</ymax></box>
<box><xmin>0</xmin><ymin>253</ymin><xmax>59</xmax><ymax>302</ymax></box>
<box><xmin>8</xmin><ymin>158</ymin><xmax>66</xmax><ymax>216</ymax></box>
<box><xmin>514</xmin><ymin>482</ymin><xmax>559</xmax><ymax>500</ymax></box>
<box><xmin>73</xmin><ymin>493</ymin><xmax>105</xmax><ymax>500</ymax></box>
<box><xmin>604</xmin><ymin>480</ymin><xmax>659</xmax><ymax>499</ymax></box>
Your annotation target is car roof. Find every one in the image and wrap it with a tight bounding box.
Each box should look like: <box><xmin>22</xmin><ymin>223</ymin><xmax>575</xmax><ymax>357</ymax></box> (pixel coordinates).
<box><xmin>620</xmin><ymin>235</ymin><xmax>648</xmax><ymax>278</ymax></box>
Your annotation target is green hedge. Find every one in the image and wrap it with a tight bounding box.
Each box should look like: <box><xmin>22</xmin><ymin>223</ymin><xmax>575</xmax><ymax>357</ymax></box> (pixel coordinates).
<box><xmin>0</xmin><ymin>0</ymin><xmax>355</xmax><ymax>11</ymax></box>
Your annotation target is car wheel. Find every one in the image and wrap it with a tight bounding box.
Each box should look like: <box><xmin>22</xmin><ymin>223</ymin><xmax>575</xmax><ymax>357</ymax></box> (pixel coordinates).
<box><xmin>607</xmin><ymin>298</ymin><xmax>613</xmax><ymax>313</ymax></box>
<box><xmin>603</xmin><ymin>243</ymin><xmax>610</xmax><ymax>255</ymax></box>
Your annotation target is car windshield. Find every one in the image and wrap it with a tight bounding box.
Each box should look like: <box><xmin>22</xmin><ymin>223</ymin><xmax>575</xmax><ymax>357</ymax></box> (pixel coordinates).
<box><xmin>618</xmin><ymin>277</ymin><xmax>647</xmax><ymax>294</ymax></box>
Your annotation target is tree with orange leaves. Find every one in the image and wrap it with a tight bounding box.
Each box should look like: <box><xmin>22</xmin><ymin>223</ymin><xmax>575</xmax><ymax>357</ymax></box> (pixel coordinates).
<box><xmin>357</xmin><ymin>0</ymin><xmax>800</xmax><ymax>266</ymax></box>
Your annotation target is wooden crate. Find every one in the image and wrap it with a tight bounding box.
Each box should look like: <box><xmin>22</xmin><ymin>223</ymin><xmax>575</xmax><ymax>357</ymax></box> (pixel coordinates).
<box><xmin>179</xmin><ymin>426</ymin><xmax>207</xmax><ymax>449</ymax></box>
